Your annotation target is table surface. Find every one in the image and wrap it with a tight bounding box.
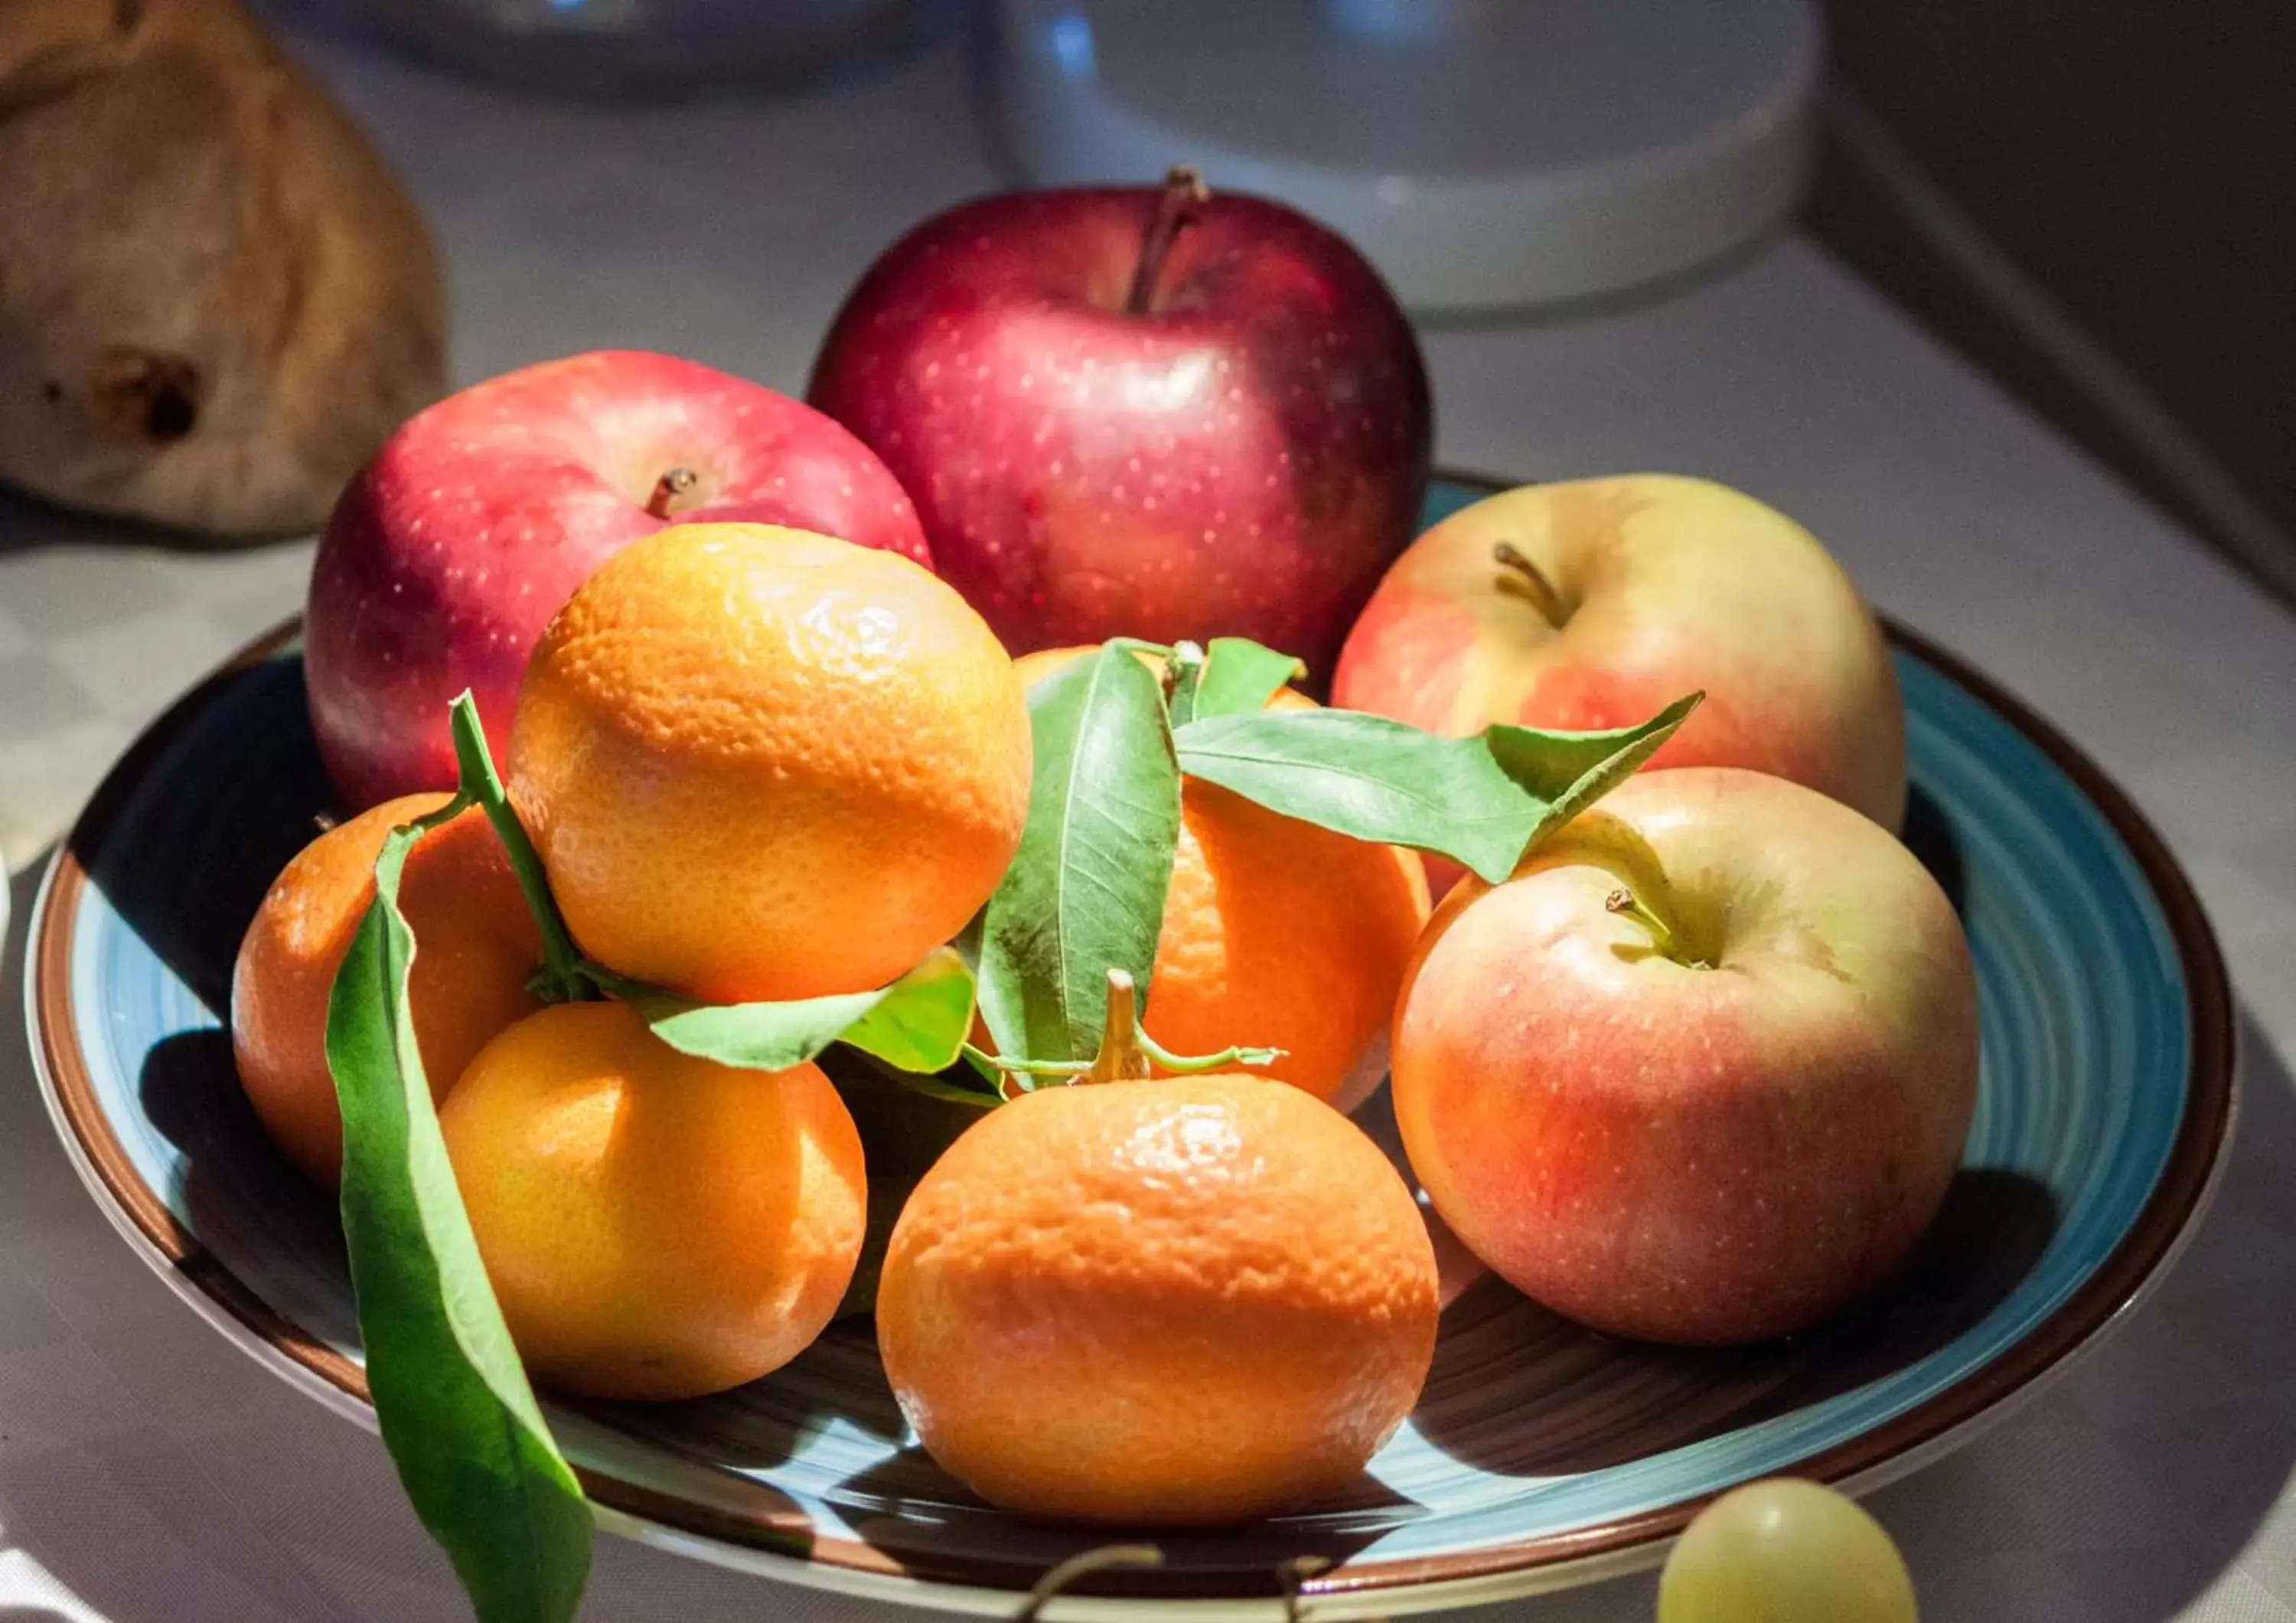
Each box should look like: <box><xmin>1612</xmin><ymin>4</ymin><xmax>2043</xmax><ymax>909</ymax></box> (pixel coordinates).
<box><xmin>3</xmin><ymin>21</ymin><xmax>2294</xmax><ymax>1623</ymax></box>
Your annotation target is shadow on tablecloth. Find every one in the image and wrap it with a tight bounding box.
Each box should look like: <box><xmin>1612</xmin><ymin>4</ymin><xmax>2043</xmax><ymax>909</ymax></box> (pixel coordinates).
<box><xmin>0</xmin><ymin>485</ymin><xmax>285</xmax><ymax>561</ymax></box>
<box><xmin>1871</xmin><ymin>1011</ymin><xmax>2296</xmax><ymax>1621</ymax></box>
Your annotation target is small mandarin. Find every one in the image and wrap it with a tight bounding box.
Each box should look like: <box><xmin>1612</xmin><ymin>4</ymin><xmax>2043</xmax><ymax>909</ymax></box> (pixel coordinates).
<box><xmin>439</xmin><ymin>999</ymin><xmax>866</xmax><ymax>1402</ymax></box>
<box><xmin>877</xmin><ymin>1063</ymin><xmax>1438</xmax><ymax>1524</ymax></box>
<box><xmin>231</xmin><ymin>794</ymin><xmax>541</xmax><ymax>1187</ymax></box>
<box><xmin>508</xmin><ymin>522</ymin><xmax>1032</xmax><ymax>1004</ymax></box>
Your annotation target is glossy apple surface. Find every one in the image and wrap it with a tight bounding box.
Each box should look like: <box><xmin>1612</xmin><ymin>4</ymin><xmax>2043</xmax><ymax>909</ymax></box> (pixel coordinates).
<box><xmin>807</xmin><ymin>177</ymin><xmax>1430</xmax><ymax>680</ymax></box>
<box><xmin>1392</xmin><ymin>767</ymin><xmax>1978</xmax><ymax>1345</ymax></box>
<box><xmin>1332</xmin><ymin>476</ymin><xmax>1906</xmax><ymax>834</ymax></box>
<box><xmin>305</xmin><ymin>350</ymin><xmax>930</xmax><ymax>808</ymax></box>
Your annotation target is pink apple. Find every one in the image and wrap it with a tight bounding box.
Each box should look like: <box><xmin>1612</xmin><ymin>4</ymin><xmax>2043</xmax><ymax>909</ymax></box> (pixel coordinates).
<box><xmin>305</xmin><ymin>350</ymin><xmax>931</xmax><ymax>809</ymax></box>
<box><xmin>1391</xmin><ymin>767</ymin><xmax>1978</xmax><ymax>1345</ymax></box>
<box><xmin>1332</xmin><ymin>476</ymin><xmax>1907</xmax><ymax>844</ymax></box>
<box><xmin>806</xmin><ymin>169</ymin><xmax>1430</xmax><ymax>680</ymax></box>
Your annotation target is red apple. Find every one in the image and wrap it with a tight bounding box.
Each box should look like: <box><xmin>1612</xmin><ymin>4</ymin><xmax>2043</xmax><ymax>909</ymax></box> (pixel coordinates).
<box><xmin>305</xmin><ymin>350</ymin><xmax>931</xmax><ymax>809</ymax></box>
<box><xmin>1332</xmin><ymin>477</ymin><xmax>1907</xmax><ymax>854</ymax></box>
<box><xmin>806</xmin><ymin>169</ymin><xmax>1430</xmax><ymax>680</ymax></box>
<box><xmin>1392</xmin><ymin>767</ymin><xmax>1978</xmax><ymax>1345</ymax></box>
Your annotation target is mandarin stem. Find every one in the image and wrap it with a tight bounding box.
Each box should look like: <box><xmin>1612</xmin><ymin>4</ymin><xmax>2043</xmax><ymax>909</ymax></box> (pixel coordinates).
<box><xmin>1164</xmin><ymin>639</ymin><xmax>1205</xmax><ymax>720</ymax></box>
<box><xmin>1085</xmin><ymin>968</ymin><xmax>1153</xmax><ymax>1083</ymax></box>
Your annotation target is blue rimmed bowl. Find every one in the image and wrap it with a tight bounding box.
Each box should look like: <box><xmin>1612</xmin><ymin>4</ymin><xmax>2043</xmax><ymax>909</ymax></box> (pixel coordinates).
<box><xmin>26</xmin><ymin>475</ymin><xmax>2235</xmax><ymax>1618</ymax></box>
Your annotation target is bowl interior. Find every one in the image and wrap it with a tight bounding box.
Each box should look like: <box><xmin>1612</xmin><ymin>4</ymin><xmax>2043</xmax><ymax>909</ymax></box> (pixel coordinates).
<box><xmin>31</xmin><ymin>482</ymin><xmax>2224</xmax><ymax>1605</ymax></box>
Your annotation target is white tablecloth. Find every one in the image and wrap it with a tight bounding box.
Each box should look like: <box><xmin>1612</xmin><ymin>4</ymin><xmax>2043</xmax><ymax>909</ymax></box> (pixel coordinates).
<box><xmin>2</xmin><ymin>21</ymin><xmax>2294</xmax><ymax>1623</ymax></box>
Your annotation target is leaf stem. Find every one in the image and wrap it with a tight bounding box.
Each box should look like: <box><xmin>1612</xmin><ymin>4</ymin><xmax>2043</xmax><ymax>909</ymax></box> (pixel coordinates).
<box><xmin>448</xmin><ymin>692</ymin><xmax>591</xmax><ymax>1004</ymax></box>
<box><xmin>1134</xmin><ymin>1030</ymin><xmax>1282</xmax><ymax>1075</ymax></box>
<box><xmin>961</xmin><ymin>1042</ymin><xmax>1094</xmax><ymax>1081</ymax></box>
<box><xmin>406</xmin><ymin>793</ymin><xmax>473</xmax><ymax>840</ymax></box>
<box><xmin>1105</xmin><ymin>635</ymin><xmax>1177</xmax><ymax>659</ymax></box>
<box><xmin>575</xmin><ymin>961</ymin><xmax>656</xmax><ymax>1003</ymax></box>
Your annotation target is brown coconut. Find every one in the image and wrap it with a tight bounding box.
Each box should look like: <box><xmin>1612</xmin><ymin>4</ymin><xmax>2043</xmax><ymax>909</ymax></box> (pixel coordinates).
<box><xmin>0</xmin><ymin>0</ymin><xmax>445</xmax><ymax>538</ymax></box>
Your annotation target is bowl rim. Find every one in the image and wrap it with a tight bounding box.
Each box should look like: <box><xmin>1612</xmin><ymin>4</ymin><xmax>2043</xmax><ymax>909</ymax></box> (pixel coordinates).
<box><xmin>23</xmin><ymin>479</ymin><xmax>2237</xmax><ymax>1612</ymax></box>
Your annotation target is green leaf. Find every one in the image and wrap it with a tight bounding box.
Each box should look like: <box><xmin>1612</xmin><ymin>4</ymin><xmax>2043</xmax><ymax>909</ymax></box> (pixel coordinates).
<box><xmin>327</xmin><ymin>812</ymin><xmax>592</xmax><ymax>1623</ymax></box>
<box><xmin>1172</xmin><ymin>694</ymin><xmax>1698</xmax><ymax>885</ymax></box>
<box><xmin>1187</xmin><ymin>637</ymin><xmax>1307</xmax><ymax>722</ymax></box>
<box><xmin>977</xmin><ymin>642</ymin><xmax>1182</xmax><ymax>1064</ymax></box>
<box><xmin>448</xmin><ymin>693</ymin><xmax>589</xmax><ymax>1006</ymax></box>
<box><xmin>634</xmin><ymin>946</ymin><xmax>977</xmax><ymax>1075</ymax></box>
<box><xmin>1486</xmin><ymin>692</ymin><xmax>1704</xmax><ymax>841</ymax></box>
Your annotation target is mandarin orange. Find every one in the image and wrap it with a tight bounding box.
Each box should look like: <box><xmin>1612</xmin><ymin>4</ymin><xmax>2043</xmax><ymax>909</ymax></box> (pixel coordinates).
<box><xmin>876</xmin><ymin>1068</ymin><xmax>1438</xmax><ymax>1524</ymax></box>
<box><xmin>439</xmin><ymin>998</ymin><xmax>866</xmax><ymax>1401</ymax></box>
<box><xmin>1013</xmin><ymin>646</ymin><xmax>1429</xmax><ymax>1109</ymax></box>
<box><xmin>508</xmin><ymin>523</ymin><xmax>1032</xmax><ymax>1004</ymax></box>
<box><xmin>231</xmin><ymin>793</ymin><xmax>541</xmax><ymax>1187</ymax></box>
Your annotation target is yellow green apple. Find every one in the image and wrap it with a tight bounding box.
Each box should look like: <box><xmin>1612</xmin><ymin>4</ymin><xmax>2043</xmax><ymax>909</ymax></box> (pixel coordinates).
<box><xmin>1332</xmin><ymin>476</ymin><xmax>1907</xmax><ymax>858</ymax></box>
<box><xmin>1391</xmin><ymin>767</ymin><xmax>1978</xmax><ymax>1345</ymax></box>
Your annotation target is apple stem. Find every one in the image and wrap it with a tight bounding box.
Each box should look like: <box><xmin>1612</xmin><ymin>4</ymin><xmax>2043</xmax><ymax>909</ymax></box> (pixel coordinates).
<box><xmin>1492</xmin><ymin>541</ymin><xmax>1570</xmax><ymax>629</ymax></box>
<box><xmin>1124</xmin><ymin>165</ymin><xmax>1211</xmax><ymax>317</ymax></box>
<box><xmin>1606</xmin><ymin>886</ymin><xmax>1710</xmax><ymax>969</ymax></box>
<box><xmin>644</xmin><ymin>466</ymin><xmax>698</xmax><ymax>520</ymax></box>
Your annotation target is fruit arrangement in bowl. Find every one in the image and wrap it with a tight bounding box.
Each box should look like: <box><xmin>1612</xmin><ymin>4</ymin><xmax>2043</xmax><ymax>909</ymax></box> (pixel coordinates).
<box><xmin>26</xmin><ymin>170</ymin><xmax>2232</xmax><ymax>1623</ymax></box>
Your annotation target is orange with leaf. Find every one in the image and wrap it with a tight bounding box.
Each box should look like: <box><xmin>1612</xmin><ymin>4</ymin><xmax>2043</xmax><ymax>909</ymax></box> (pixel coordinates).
<box><xmin>232</xmin><ymin>792</ymin><xmax>540</xmax><ymax>1186</ymax></box>
<box><xmin>507</xmin><ymin>521</ymin><xmax>1032</xmax><ymax>1004</ymax></box>
<box><xmin>423</xmin><ymin>520</ymin><xmax>1036</xmax><ymax>1401</ymax></box>
<box><xmin>1009</xmin><ymin>645</ymin><xmax>1428</xmax><ymax>1110</ymax></box>
<box><xmin>439</xmin><ymin>998</ymin><xmax>866</xmax><ymax>1401</ymax></box>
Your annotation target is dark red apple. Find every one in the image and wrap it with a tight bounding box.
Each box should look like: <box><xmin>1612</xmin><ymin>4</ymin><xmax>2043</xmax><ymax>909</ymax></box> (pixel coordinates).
<box><xmin>806</xmin><ymin>169</ymin><xmax>1430</xmax><ymax>679</ymax></box>
<box><xmin>305</xmin><ymin>349</ymin><xmax>931</xmax><ymax>809</ymax></box>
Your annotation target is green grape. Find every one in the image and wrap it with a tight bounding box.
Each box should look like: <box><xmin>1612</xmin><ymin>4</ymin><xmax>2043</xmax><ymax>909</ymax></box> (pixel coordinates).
<box><xmin>1657</xmin><ymin>1478</ymin><xmax>1918</xmax><ymax>1623</ymax></box>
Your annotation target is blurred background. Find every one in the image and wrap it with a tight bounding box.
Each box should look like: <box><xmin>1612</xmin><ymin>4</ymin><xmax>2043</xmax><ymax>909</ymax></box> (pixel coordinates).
<box><xmin>269</xmin><ymin>0</ymin><xmax>2296</xmax><ymax>612</ymax></box>
<box><xmin>14</xmin><ymin>0</ymin><xmax>2291</xmax><ymax>603</ymax></box>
